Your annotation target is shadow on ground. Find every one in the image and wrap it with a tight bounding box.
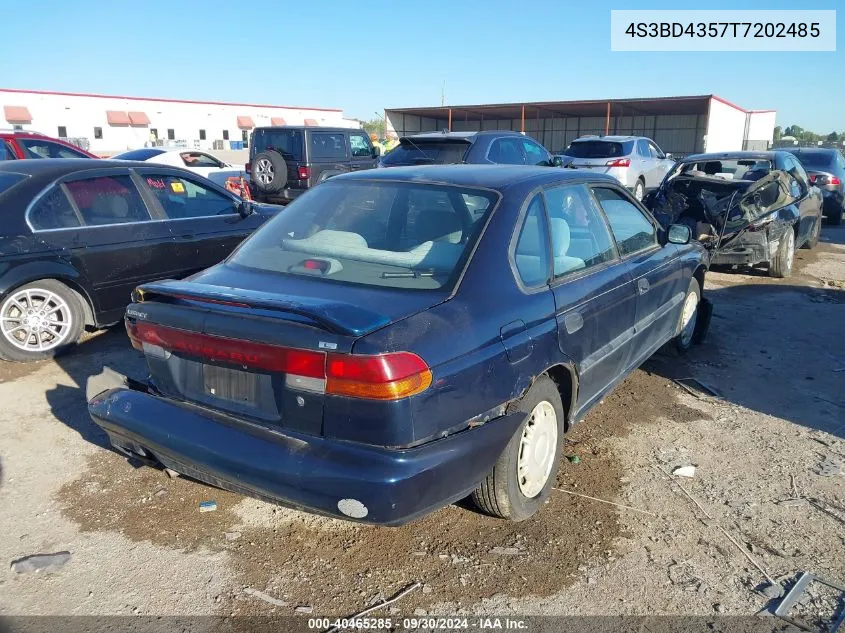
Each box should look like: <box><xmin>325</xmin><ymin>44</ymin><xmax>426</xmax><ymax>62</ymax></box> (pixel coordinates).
<box><xmin>645</xmin><ymin>282</ymin><xmax>845</xmax><ymax>438</ymax></box>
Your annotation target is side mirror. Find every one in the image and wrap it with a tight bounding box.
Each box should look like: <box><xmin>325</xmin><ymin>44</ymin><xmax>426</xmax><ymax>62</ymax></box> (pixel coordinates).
<box><xmin>237</xmin><ymin>200</ymin><xmax>253</xmax><ymax>218</ymax></box>
<box><xmin>664</xmin><ymin>153</ymin><xmax>672</xmax><ymax>160</ymax></box>
<box><xmin>372</xmin><ymin>145</ymin><xmax>382</xmax><ymax>157</ymax></box>
<box><xmin>667</xmin><ymin>224</ymin><xmax>692</xmax><ymax>245</ymax></box>
<box><xmin>551</xmin><ymin>156</ymin><xmax>564</xmax><ymax>167</ymax></box>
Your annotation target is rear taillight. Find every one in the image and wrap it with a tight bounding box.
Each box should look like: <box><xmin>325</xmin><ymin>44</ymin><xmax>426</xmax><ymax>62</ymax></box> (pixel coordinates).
<box><xmin>809</xmin><ymin>174</ymin><xmax>817</xmax><ymax>184</ymax></box>
<box><xmin>829</xmin><ymin>176</ymin><xmax>841</xmax><ymax>186</ymax></box>
<box><xmin>245</xmin><ymin>162</ymin><xmax>251</xmax><ymax>173</ymax></box>
<box><xmin>297</xmin><ymin>166</ymin><xmax>310</xmax><ymax>180</ymax></box>
<box><xmin>125</xmin><ymin>321</ymin><xmax>431</xmax><ymax>400</ymax></box>
<box><xmin>606</xmin><ymin>158</ymin><xmax>631</xmax><ymax>167</ymax></box>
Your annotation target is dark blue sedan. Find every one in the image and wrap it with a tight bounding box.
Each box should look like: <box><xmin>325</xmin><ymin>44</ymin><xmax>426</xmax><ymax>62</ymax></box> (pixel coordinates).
<box><xmin>88</xmin><ymin>165</ymin><xmax>710</xmax><ymax>525</ymax></box>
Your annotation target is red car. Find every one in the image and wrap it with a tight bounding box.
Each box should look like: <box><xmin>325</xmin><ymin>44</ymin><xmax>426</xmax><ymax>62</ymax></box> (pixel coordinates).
<box><xmin>1</xmin><ymin>130</ymin><xmax>98</xmax><ymax>160</ymax></box>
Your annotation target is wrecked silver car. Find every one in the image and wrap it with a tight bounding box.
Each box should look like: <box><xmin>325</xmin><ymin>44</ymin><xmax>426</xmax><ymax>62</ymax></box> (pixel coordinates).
<box><xmin>644</xmin><ymin>151</ymin><xmax>824</xmax><ymax>278</ymax></box>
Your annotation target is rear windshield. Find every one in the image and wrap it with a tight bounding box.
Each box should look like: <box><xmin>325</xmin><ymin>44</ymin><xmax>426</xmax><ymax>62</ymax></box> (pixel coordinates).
<box><xmin>381</xmin><ymin>141</ymin><xmax>470</xmax><ymax>166</ymax></box>
<box><xmin>252</xmin><ymin>128</ymin><xmax>304</xmax><ymax>162</ymax></box>
<box><xmin>112</xmin><ymin>149</ymin><xmax>165</xmax><ymax>161</ymax></box>
<box><xmin>0</xmin><ymin>172</ymin><xmax>29</xmax><ymax>196</ymax></box>
<box><xmin>564</xmin><ymin>140</ymin><xmax>634</xmax><ymax>159</ymax></box>
<box><xmin>679</xmin><ymin>159</ymin><xmax>773</xmax><ymax>181</ymax></box>
<box><xmin>791</xmin><ymin>152</ymin><xmax>834</xmax><ymax>169</ymax></box>
<box><xmin>229</xmin><ymin>180</ymin><xmax>498</xmax><ymax>290</ymax></box>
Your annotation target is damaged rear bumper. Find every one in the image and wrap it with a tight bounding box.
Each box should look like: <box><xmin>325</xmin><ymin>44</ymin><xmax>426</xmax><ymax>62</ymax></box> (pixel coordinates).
<box><xmin>87</xmin><ymin>374</ymin><xmax>522</xmax><ymax>525</ymax></box>
<box><xmin>710</xmin><ymin>233</ymin><xmax>771</xmax><ymax>267</ymax></box>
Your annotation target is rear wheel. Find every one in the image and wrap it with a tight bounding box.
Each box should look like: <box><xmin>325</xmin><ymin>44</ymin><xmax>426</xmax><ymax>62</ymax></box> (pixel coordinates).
<box><xmin>472</xmin><ymin>375</ymin><xmax>564</xmax><ymax>521</ymax></box>
<box><xmin>665</xmin><ymin>278</ymin><xmax>700</xmax><ymax>356</ymax></box>
<box><xmin>769</xmin><ymin>229</ymin><xmax>795</xmax><ymax>278</ymax></box>
<box><xmin>0</xmin><ymin>280</ymin><xmax>84</xmax><ymax>362</ymax></box>
<box><xmin>633</xmin><ymin>179</ymin><xmax>645</xmax><ymax>202</ymax></box>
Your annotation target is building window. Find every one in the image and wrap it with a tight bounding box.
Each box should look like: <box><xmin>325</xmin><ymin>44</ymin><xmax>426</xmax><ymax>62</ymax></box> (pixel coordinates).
<box><xmin>94</xmin><ymin>127</ymin><xmax>103</xmax><ymax>139</ymax></box>
<box><xmin>167</xmin><ymin>129</ymin><xmax>175</xmax><ymax>140</ymax></box>
<box><xmin>199</xmin><ymin>129</ymin><xmax>206</xmax><ymax>141</ymax></box>
<box><xmin>12</xmin><ymin>124</ymin><xmax>23</xmax><ymax>131</ymax></box>
<box><xmin>222</xmin><ymin>130</ymin><xmax>229</xmax><ymax>141</ymax></box>
<box><xmin>57</xmin><ymin>126</ymin><xmax>67</xmax><ymax>138</ymax></box>
<box><xmin>242</xmin><ymin>129</ymin><xmax>249</xmax><ymax>148</ymax></box>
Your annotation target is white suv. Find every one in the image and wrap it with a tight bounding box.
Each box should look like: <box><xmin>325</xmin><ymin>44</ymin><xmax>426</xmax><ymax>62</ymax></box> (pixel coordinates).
<box><xmin>560</xmin><ymin>135</ymin><xmax>675</xmax><ymax>201</ymax></box>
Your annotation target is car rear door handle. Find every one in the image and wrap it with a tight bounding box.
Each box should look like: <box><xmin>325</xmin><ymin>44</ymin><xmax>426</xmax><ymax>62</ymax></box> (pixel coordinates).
<box><xmin>638</xmin><ymin>278</ymin><xmax>650</xmax><ymax>295</ymax></box>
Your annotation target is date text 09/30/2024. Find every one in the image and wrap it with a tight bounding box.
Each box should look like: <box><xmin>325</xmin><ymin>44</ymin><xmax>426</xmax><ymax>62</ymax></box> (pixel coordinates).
<box><xmin>307</xmin><ymin>617</ymin><xmax>528</xmax><ymax>630</ymax></box>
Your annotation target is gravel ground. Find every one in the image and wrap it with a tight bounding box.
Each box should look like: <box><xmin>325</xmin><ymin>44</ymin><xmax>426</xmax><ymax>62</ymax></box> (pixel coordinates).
<box><xmin>1</xmin><ymin>225</ymin><xmax>843</xmax><ymax>624</ymax></box>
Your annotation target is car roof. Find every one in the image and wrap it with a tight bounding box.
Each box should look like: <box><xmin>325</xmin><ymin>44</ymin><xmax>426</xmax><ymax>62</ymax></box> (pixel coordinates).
<box><xmin>785</xmin><ymin>147</ymin><xmax>839</xmax><ymax>154</ymax></box>
<box><xmin>402</xmin><ymin>130</ymin><xmax>524</xmax><ymax>141</ymax></box>
<box><xmin>254</xmin><ymin>126</ymin><xmax>353</xmax><ymax>133</ymax></box>
<box><xmin>0</xmin><ymin>158</ymin><xmax>186</xmax><ymax>179</ymax></box>
<box><xmin>571</xmin><ymin>135</ymin><xmax>642</xmax><ymax>142</ymax></box>
<box><xmin>681</xmin><ymin>151</ymin><xmax>780</xmax><ymax>162</ymax></box>
<box><xmin>328</xmin><ymin>164</ymin><xmax>617</xmax><ymax>190</ymax></box>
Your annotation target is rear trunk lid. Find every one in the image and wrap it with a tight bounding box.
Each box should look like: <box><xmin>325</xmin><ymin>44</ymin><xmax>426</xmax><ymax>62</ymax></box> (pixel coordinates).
<box><xmin>127</xmin><ymin>267</ymin><xmax>445</xmax><ymax>436</ymax></box>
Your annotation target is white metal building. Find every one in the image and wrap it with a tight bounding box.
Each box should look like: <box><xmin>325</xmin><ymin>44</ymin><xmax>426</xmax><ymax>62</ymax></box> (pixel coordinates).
<box><xmin>0</xmin><ymin>88</ymin><xmax>358</xmax><ymax>155</ymax></box>
<box><xmin>385</xmin><ymin>95</ymin><xmax>777</xmax><ymax>157</ymax></box>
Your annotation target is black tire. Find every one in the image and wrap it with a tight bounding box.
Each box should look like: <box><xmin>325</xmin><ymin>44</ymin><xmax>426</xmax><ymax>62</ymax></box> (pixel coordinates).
<box><xmin>250</xmin><ymin>151</ymin><xmax>288</xmax><ymax>194</ymax></box>
<box><xmin>664</xmin><ymin>278</ymin><xmax>701</xmax><ymax>356</ymax></box>
<box><xmin>472</xmin><ymin>375</ymin><xmax>564</xmax><ymax>522</ymax></box>
<box><xmin>829</xmin><ymin>204</ymin><xmax>843</xmax><ymax>226</ymax></box>
<box><xmin>802</xmin><ymin>217</ymin><xmax>821</xmax><ymax>250</ymax></box>
<box><xmin>633</xmin><ymin>178</ymin><xmax>645</xmax><ymax>202</ymax></box>
<box><xmin>0</xmin><ymin>280</ymin><xmax>84</xmax><ymax>362</ymax></box>
<box><xmin>769</xmin><ymin>228</ymin><xmax>795</xmax><ymax>278</ymax></box>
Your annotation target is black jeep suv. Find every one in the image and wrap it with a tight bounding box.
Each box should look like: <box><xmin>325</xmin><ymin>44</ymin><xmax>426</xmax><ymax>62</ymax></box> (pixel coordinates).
<box><xmin>248</xmin><ymin>126</ymin><xmax>379</xmax><ymax>204</ymax></box>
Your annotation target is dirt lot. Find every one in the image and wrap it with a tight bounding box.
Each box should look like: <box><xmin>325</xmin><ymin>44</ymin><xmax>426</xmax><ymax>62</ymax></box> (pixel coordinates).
<box><xmin>1</xmin><ymin>226</ymin><xmax>843</xmax><ymax>621</ymax></box>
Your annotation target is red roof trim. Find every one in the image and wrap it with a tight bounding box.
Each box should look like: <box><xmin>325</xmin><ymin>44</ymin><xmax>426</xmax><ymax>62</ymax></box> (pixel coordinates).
<box><xmin>0</xmin><ymin>87</ymin><xmax>342</xmax><ymax>112</ymax></box>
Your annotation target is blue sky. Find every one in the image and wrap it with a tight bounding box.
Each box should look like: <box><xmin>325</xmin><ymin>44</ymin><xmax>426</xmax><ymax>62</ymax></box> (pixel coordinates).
<box><xmin>2</xmin><ymin>0</ymin><xmax>842</xmax><ymax>132</ymax></box>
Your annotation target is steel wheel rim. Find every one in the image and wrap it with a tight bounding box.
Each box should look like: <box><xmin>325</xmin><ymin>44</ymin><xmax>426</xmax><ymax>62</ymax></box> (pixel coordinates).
<box><xmin>785</xmin><ymin>231</ymin><xmax>795</xmax><ymax>273</ymax></box>
<box><xmin>1</xmin><ymin>288</ymin><xmax>73</xmax><ymax>352</ymax></box>
<box><xmin>679</xmin><ymin>291</ymin><xmax>698</xmax><ymax>347</ymax></box>
<box><xmin>517</xmin><ymin>400</ymin><xmax>558</xmax><ymax>498</ymax></box>
<box><xmin>255</xmin><ymin>158</ymin><xmax>274</xmax><ymax>185</ymax></box>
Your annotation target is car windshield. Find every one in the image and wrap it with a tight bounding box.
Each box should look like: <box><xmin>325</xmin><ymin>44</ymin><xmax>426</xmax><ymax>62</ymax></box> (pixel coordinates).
<box><xmin>229</xmin><ymin>180</ymin><xmax>498</xmax><ymax>290</ymax></box>
<box><xmin>380</xmin><ymin>141</ymin><xmax>470</xmax><ymax>165</ymax></box>
<box><xmin>679</xmin><ymin>159</ymin><xmax>773</xmax><ymax>181</ymax></box>
<box><xmin>563</xmin><ymin>140</ymin><xmax>634</xmax><ymax>158</ymax></box>
<box><xmin>791</xmin><ymin>152</ymin><xmax>835</xmax><ymax>170</ymax></box>
<box><xmin>111</xmin><ymin>149</ymin><xmax>166</xmax><ymax>161</ymax></box>
<box><xmin>252</xmin><ymin>129</ymin><xmax>304</xmax><ymax>161</ymax></box>
<box><xmin>0</xmin><ymin>172</ymin><xmax>29</xmax><ymax>197</ymax></box>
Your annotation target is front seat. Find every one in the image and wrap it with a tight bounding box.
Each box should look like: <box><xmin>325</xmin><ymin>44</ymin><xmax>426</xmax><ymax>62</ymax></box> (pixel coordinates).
<box><xmin>550</xmin><ymin>218</ymin><xmax>586</xmax><ymax>276</ymax></box>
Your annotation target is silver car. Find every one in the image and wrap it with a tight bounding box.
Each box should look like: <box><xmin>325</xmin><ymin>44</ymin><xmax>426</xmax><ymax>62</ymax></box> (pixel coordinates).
<box><xmin>560</xmin><ymin>135</ymin><xmax>675</xmax><ymax>201</ymax></box>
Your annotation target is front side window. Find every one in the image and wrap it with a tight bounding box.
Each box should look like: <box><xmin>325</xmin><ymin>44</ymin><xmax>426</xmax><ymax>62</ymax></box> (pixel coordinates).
<box><xmin>180</xmin><ymin>152</ymin><xmax>221</xmax><ymax>168</ymax></box>
<box><xmin>522</xmin><ymin>139</ymin><xmax>550</xmax><ymax>165</ymax></box>
<box><xmin>545</xmin><ymin>184</ymin><xmax>616</xmax><ymax>277</ymax></box>
<box><xmin>348</xmin><ymin>132</ymin><xmax>372</xmax><ymax>158</ymax></box>
<box><xmin>143</xmin><ymin>173</ymin><xmax>235</xmax><ymax>219</ymax></box>
<box><xmin>230</xmin><ymin>181</ymin><xmax>498</xmax><ymax>291</ymax></box>
<box><xmin>591</xmin><ymin>187</ymin><xmax>657</xmax><ymax>256</ymax></box>
<box><xmin>488</xmin><ymin>138</ymin><xmax>525</xmax><ymax>165</ymax></box>
<box><xmin>19</xmin><ymin>139</ymin><xmax>88</xmax><ymax>159</ymax></box>
<box><xmin>64</xmin><ymin>175</ymin><xmax>151</xmax><ymax>226</ymax></box>
<box><xmin>29</xmin><ymin>186</ymin><xmax>81</xmax><ymax>230</ymax></box>
<box><xmin>309</xmin><ymin>132</ymin><xmax>347</xmax><ymax>160</ymax></box>
<box><xmin>648</xmin><ymin>141</ymin><xmax>665</xmax><ymax>159</ymax></box>
<box><xmin>513</xmin><ymin>194</ymin><xmax>550</xmax><ymax>287</ymax></box>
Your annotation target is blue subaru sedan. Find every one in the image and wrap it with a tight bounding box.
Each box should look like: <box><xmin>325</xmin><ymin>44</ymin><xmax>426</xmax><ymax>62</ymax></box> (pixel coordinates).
<box><xmin>88</xmin><ymin>165</ymin><xmax>710</xmax><ymax>525</ymax></box>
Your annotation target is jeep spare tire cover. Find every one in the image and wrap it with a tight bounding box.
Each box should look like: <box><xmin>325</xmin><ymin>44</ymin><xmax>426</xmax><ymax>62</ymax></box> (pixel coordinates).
<box><xmin>251</xmin><ymin>151</ymin><xmax>288</xmax><ymax>193</ymax></box>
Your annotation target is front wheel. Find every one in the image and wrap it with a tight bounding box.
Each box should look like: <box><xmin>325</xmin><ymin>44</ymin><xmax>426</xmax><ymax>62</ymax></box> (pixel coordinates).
<box><xmin>830</xmin><ymin>204</ymin><xmax>843</xmax><ymax>226</ymax></box>
<box><xmin>769</xmin><ymin>229</ymin><xmax>795</xmax><ymax>278</ymax></box>
<box><xmin>472</xmin><ymin>375</ymin><xmax>564</xmax><ymax>521</ymax></box>
<box><xmin>0</xmin><ymin>280</ymin><xmax>84</xmax><ymax>362</ymax></box>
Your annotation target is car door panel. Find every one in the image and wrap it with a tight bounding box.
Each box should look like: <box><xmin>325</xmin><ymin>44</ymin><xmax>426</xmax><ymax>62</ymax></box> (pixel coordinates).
<box><xmin>348</xmin><ymin>130</ymin><xmax>378</xmax><ymax>171</ymax></box>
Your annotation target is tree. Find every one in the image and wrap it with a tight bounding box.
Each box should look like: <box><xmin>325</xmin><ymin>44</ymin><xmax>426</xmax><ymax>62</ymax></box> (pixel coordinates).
<box><xmin>773</xmin><ymin>126</ymin><xmax>783</xmax><ymax>141</ymax></box>
<box><xmin>827</xmin><ymin>131</ymin><xmax>839</xmax><ymax>142</ymax></box>
<box><xmin>784</xmin><ymin>124</ymin><xmax>804</xmax><ymax>138</ymax></box>
<box><xmin>362</xmin><ymin>117</ymin><xmax>385</xmax><ymax>139</ymax></box>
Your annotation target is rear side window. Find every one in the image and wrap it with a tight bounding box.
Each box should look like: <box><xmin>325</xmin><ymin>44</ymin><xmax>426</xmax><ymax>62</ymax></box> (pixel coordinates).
<box><xmin>565</xmin><ymin>141</ymin><xmax>633</xmax><ymax>159</ymax></box>
<box><xmin>1</xmin><ymin>142</ymin><xmax>16</xmax><ymax>161</ymax></box>
<box><xmin>143</xmin><ymin>173</ymin><xmax>235</xmax><ymax>219</ymax></box>
<box><xmin>29</xmin><ymin>186</ymin><xmax>81</xmax><ymax>230</ymax></box>
<box><xmin>791</xmin><ymin>152</ymin><xmax>834</xmax><ymax>170</ymax></box>
<box><xmin>65</xmin><ymin>176</ymin><xmax>151</xmax><ymax>226</ymax></box>
<box><xmin>0</xmin><ymin>172</ymin><xmax>28</xmax><ymax>195</ymax></box>
<box><xmin>180</xmin><ymin>152</ymin><xmax>221</xmax><ymax>168</ymax></box>
<box><xmin>19</xmin><ymin>139</ymin><xmax>89</xmax><ymax>159</ymax></box>
<box><xmin>112</xmin><ymin>149</ymin><xmax>165</xmax><ymax>161</ymax></box>
<box><xmin>513</xmin><ymin>194</ymin><xmax>550</xmax><ymax>287</ymax></box>
<box><xmin>309</xmin><ymin>132</ymin><xmax>348</xmax><ymax>160</ymax></box>
<box><xmin>380</xmin><ymin>141</ymin><xmax>469</xmax><ymax>166</ymax></box>
<box><xmin>230</xmin><ymin>180</ymin><xmax>498</xmax><ymax>290</ymax></box>
<box><xmin>252</xmin><ymin>128</ymin><xmax>303</xmax><ymax>162</ymax></box>
<box><xmin>592</xmin><ymin>187</ymin><xmax>657</xmax><ymax>256</ymax></box>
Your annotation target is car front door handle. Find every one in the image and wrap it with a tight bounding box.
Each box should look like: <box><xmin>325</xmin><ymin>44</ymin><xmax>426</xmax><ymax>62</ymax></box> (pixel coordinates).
<box><xmin>638</xmin><ymin>278</ymin><xmax>650</xmax><ymax>295</ymax></box>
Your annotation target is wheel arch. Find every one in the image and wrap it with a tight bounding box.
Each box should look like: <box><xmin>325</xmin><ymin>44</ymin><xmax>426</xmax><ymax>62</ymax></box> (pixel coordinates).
<box><xmin>544</xmin><ymin>363</ymin><xmax>578</xmax><ymax>432</ymax></box>
<box><xmin>0</xmin><ymin>264</ymin><xmax>97</xmax><ymax>328</ymax></box>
